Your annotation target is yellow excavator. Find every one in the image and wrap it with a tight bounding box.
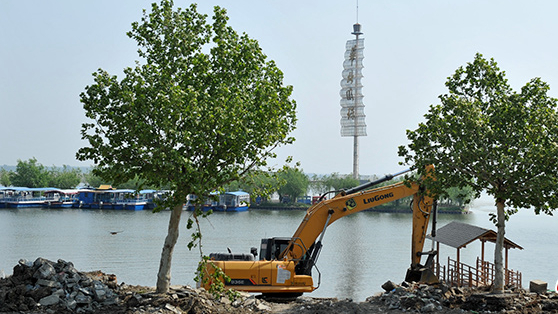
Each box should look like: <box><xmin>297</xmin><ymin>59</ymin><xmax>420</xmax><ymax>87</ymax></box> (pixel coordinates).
<box><xmin>203</xmin><ymin>165</ymin><xmax>439</xmax><ymax>297</ymax></box>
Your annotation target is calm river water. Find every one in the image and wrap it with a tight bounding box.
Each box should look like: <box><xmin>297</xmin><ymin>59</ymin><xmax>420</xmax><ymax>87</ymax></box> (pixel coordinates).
<box><xmin>1</xmin><ymin>195</ymin><xmax>557</xmax><ymax>301</ymax></box>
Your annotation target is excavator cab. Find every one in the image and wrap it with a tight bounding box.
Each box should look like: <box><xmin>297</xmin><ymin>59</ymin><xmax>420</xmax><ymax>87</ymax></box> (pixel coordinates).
<box><xmin>259</xmin><ymin>237</ymin><xmax>291</xmax><ymax>261</ymax></box>
<box><xmin>209</xmin><ymin>237</ymin><xmax>292</xmax><ymax>262</ymax></box>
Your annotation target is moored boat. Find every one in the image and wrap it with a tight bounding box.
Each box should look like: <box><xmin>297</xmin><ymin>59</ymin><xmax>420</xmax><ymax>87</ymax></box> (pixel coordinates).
<box><xmin>185</xmin><ymin>191</ymin><xmax>250</xmax><ymax>212</ymax></box>
<box><xmin>3</xmin><ymin>187</ymin><xmax>53</xmax><ymax>208</ymax></box>
<box><xmin>113</xmin><ymin>189</ymin><xmax>155</xmax><ymax>210</ymax></box>
<box><xmin>126</xmin><ymin>190</ymin><xmax>156</xmax><ymax>210</ymax></box>
<box><xmin>77</xmin><ymin>189</ymin><xmax>155</xmax><ymax>210</ymax></box>
<box><xmin>108</xmin><ymin>189</ymin><xmax>136</xmax><ymax>209</ymax></box>
<box><xmin>1</xmin><ymin>186</ymin><xmax>166</xmax><ymax>211</ymax></box>
<box><xmin>0</xmin><ymin>188</ymin><xmax>7</xmax><ymax>208</ymax></box>
<box><xmin>91</xmin><ymin>186</ymin><xmax>118</xmax><ymax>209</ymax></box>
<box><xmin>43</xmin><ymin>189</ymin><xmax>79</xmax><ymax>208</ymax></box>
<box><xmin>218</xmin><ymin>191</ymin><xmax>250</xmax><ymax>212</ymax></box>
<box><xmin>76</xmin><ymin>189</ymin><xmax>97</xmax><ymax>209</ymax></box>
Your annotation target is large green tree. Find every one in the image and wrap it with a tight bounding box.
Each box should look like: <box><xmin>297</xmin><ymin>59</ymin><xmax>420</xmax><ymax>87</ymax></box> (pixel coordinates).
<box><xmin>322</xmin><ymin>173</ymin><xmax>360</xmax><ymax>191</ymax></box>
<box><xmin>443</xmin><ymin>186</ymin><xmax>474</xmax><ymax>207</ymax></box>
<box><xmin>399</xmin><ymin>53</ymin><xmax>558</xmax><ymax>292</ymax></box>
<box><xmin>10</xmin><ymin>158</ymin><xmax>49</xmax><ymax>188</ymax></box>
<box><xmin>84</xmin><ymin>171</ymin><xmax>105</xmax><ymax>189</ymax></box>
<box><xmin>224</xmin><ymin>170</ymin><xmax>280</xmax><ymax>202</ymax></box>
<box><xmin>48</xmin><ymin>165</ymin><xmax>82</xmax><ymax>189</ymax></box>
<box><xmin>0</xmin><ymin>169</ymin><xmax>11</xmax><ymax>187</ymax></box>
<box><xmin>77</xmin><ymin>1</ymin><xmax>296</xmax><ymax>293</ymax></box>
<box><xmin>277</xmin><ymin>166</ymin><xmax>309</xmax><ymax>203</ymax></box>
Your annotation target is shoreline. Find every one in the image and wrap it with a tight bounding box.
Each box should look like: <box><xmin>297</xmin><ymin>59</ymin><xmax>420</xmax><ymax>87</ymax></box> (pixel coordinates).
<box><xmin>251</xmin><ymin>205</ymin><xmax>470</xmax><ymax>214</ymax></box>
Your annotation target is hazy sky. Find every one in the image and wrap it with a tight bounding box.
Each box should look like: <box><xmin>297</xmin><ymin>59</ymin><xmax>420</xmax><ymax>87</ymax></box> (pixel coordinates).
<box><xmin>2</xmin><ymin>1</ymin><xmax>558</xmax><ymax>176</ymax></box>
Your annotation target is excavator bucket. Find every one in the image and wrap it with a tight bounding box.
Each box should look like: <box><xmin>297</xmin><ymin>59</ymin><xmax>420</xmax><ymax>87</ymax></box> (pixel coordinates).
<box><xmin>405</xmin><ymin>267</ymin><xmax>439</xmax><ymax>285</ymax></box>
<box><xmin>419</xmin><ymin>268</ymin><xmax>439</xmax><ymax>285</ymax></box>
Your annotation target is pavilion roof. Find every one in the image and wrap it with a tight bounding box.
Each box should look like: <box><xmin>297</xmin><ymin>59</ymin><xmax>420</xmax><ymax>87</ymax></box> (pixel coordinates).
<box><xmin>427</xmin><ymin>221</ymin><xmax>523</xmax><ymax>250</ymax></box>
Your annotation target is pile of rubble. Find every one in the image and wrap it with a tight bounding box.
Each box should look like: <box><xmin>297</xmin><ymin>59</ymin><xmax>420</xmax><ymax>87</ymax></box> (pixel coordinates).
<box><xmin>373</xmin><ymin>280</ymin><xmax>558</xmax><ymax>313</ymax></box>
<box><xmin>118</xmin><ymin>284</ymin><xmax>275</xmax><ymax>314</ymax></box>
<box><xmin>0</xmin><ymin>258</ymin><xmax>120</xmax><ymax>313</ymax></box>
<box><xmin>0</xmin><ymin>257</ymin><xmax>276</xmax><ymax>314</ymax></box>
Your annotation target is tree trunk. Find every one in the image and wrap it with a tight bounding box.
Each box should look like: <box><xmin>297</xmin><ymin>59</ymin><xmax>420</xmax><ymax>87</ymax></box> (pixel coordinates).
<box><xmin>156</xmin><ymin>203</ymin><xmax>183</xmax><ymax>293</ymax></box>
<box><xmin>492</xmin><ymin>200</ymin><xmax>506</xmax><ymax>293</ymax></box>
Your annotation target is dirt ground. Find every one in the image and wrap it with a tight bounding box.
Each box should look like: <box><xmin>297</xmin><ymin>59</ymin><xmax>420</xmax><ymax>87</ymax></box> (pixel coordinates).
<box><xmin>89</xmin><ymin>283</ymin><xmax>558</xmax><ymax>314</ymax></box>
<box><xmin>4</xmin><ymin>282</ymin><xmax>557</xmax><ymax>314</ymax></box>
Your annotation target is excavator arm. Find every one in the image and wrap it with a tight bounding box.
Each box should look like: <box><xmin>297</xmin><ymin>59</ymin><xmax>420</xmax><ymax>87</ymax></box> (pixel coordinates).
<box><xmin>204</xmin><ymin>165</ymin><xmax>438</xmax><ymax>296</ymax></box>
<box><xmin>281</xmin><ymin>167</ymin><xmax>437</xmax><ymax>281</ymax></box>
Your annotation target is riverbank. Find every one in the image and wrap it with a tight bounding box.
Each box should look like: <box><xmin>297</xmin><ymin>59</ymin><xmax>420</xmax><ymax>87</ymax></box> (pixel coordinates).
<box><xmin>2</xmin><ymin>258</ymin><xmax>557</xmax><ymax>314</ymax></box>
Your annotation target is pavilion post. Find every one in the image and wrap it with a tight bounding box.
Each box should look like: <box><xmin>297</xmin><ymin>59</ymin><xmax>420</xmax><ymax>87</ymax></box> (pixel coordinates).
<box><xmin>481</xmin><ymin>240</ymin><xmax>485</xmax><ymax>264</ymax></box>
<box><xmin>505</xmin><ymin>246</ymin><xmax>509</xmax><ymax>285</ymax></box>
<box><xmin>456</xmin><ymin>247</ymin><xmax>461</xmax><ymax>285</ymax></box>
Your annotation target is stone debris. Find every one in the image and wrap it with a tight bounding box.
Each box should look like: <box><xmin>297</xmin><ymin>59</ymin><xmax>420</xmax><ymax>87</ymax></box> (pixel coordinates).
<box><xmin>530</xmin><ymin>280</ymin><xmax>548</xmax><ymax>294</ymax></box>
<box><xmin>372</xmin><ymin>280</ymin><xmax>558</xmax><ymax>313</ymax></box>
<box><xmin>0</xmin><ymin>257</ymin><xmax>119</xmax><ymax>313</ymax></box>
<box><xmin>0</xmin><ymin>257</ymin><xmax>277</xmax><ymax>313</ymax></box>
<box><xmin>117</xmin><ymin>285</ymin><xmax>276</xmax><ymax>314</ymax></box>
<box><xmin>2</xmin><ymin>258</ymin><xmax>558</xmax><ymax>314</ymax></box>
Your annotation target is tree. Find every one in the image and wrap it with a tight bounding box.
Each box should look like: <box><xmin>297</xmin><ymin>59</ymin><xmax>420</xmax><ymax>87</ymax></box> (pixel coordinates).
<box><xmin>322</xmin><ymin>173</ymin><xmax>360</xmax><ymax>191</ymax></box>
<box><xmin>84</xmin><ymin>171</ymin><xmax>105</xmax><ymax>189</ymax></box>
<box><xmin>48</xmin><ymin>165</ymin><xmax>82</xmax><ymax>189</ymax></box>
<box><xmin>309</xmin><ymin>174</ymin><xmax>329</xmax><ymax>196</ymax></box>
<box><xmin>398</xmin><ymin>53</ymin><xmax>558</xmax><ymax>293</ymax></box>
<box><xmin>443</xmin><ymin>186</ymin><xmax>474</xmax><ymax>207</ymax></box>
<box><xmin>10</xmin><ymin>158</ymin><xmax>49</xmax><ymax>188</ymax></box>
<box><xmin>117</xmin><ymin>174</ymin><xmax>148</xmax><ymax>190</ymax></box>
<box><xmin>277</xmin><ymin>166</ymin><xmax>309</xmax><ymax>203</ymax></box>
<box><xmin>77</xmin><ymin>0</ymin><xmax>296</xmax><ymax>294</ymax></box>
<box><xmin>224</xmin><ymin>170</ymin><xmax>280</xmax><ymax>202</ymax></box>
<box><xmin>0</xmin><ymin>169</ymin><xmax>11</xmax><ymax>187</ymax></box>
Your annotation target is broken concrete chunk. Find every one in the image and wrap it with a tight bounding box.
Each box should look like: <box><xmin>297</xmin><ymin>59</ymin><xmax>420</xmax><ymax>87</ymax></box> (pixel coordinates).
<box><xmin>382</xmin><ymin>280</ymin><xmax>398</xmax><ymax>292</ymax></box>
<box><xmin>33</xmin><ymin>262</ymin><xmax>56</xmax><ymax>280</ymax></box>
<box><xmin>36</xmin><ymin>278</ymin><xmax>59</xmax><ymax>288</ymax></box>
<box><xmin>39</xmin><ymin>294</ymin><xmax>60</xmax><ymax>306</ymax></box>
<box><xmin>530</xmin><ymin>280</ymin><xmax>548</xmax><ymax>294</ymax></box>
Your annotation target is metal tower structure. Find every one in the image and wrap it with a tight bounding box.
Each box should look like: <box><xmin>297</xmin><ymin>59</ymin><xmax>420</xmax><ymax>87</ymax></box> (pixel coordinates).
<box><xmin>340</xmin><ymin>22</ymin><xmax>366</xmax><ymax>180</ymax></box>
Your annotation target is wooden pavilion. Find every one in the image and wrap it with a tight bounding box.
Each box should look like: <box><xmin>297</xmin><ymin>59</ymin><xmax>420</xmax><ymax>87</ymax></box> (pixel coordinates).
<box><xmin>428</xmin><ymin>221</ymin><xmax>523</xmax><ymax>287</ymax></box>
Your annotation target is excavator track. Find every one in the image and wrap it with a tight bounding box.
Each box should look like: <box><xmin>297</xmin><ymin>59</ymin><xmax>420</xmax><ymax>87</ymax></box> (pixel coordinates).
<box><xmin>257</xmin><ymin>293</ymin><xmax>303</xmax><ymax>303</ymax></box>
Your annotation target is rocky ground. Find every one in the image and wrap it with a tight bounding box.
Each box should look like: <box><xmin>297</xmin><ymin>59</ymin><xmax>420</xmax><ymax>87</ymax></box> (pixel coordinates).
<box><xmin>1</xmin><ymin>258</ymin><xmax>558</xmax><ymax>313</ymax></box>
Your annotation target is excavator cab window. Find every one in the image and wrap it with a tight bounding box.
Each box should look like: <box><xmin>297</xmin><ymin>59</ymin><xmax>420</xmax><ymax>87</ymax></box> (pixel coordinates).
<box><xmin>259</xmin><ymin>237</ymin><xmax>291</xmax><ymax>261</ymax></box>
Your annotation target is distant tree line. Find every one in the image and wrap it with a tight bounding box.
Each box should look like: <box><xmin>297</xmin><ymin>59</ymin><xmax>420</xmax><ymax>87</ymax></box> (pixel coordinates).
<box><xmin>1</xmin><ymin>159</ymin><xmax>474</xmax><ymax>208</ymax></box>
<box><xmin>222</xmin><ymin>166</ymin><xmax>359</xmax><ymax>205</ymax></box>
<box><xmin>1</xmin><ymin>158</ymin><xmax>82</xmax><ymax>189</ymax></box>
<box><xmin>0</xmin><ymin>158</ymin><xmax>168</xmax><ymax>190</ymax></box>
<box><xmin>227</xmin><ymin>166</ymin><xmax>473</xmax><ymax>208</ymax></box>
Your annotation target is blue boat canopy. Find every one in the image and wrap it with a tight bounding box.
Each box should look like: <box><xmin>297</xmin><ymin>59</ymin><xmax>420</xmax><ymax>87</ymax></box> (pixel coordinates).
<box><xmin>1</xmin><ymin>187</ymin><xmax>58</xmax><ymax>192</ymax></box>
<box><xmin>104</xmin><ymin>189</ymin><xmax>136</xmax><ymax>194</ymax></box>
<box><xmin>140</xmin><ymin>189</ymin><xmax>157</xmax><ymax>194</ymax></box>
<box><xmin>225</xmin><ymin>191</ymin><xmax>249</xmax><ymax>196</ymax></box>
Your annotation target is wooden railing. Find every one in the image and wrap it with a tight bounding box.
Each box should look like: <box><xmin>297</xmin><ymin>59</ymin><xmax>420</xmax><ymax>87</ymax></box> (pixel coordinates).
<box><xmin>435</xmin><ymin>257</ymin><xmax>521</xmax><ymax>288</ymax></box>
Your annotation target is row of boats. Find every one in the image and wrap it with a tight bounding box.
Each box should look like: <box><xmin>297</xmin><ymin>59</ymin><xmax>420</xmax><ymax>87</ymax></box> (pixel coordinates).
<box><xmin>0</xmin><ymin>187</ymin><xmax>251</xmax><ymax>212</ymax></box>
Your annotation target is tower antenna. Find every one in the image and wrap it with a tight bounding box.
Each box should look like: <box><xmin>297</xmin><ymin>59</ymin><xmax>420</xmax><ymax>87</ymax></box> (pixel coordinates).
<box><xmin>356</xmin><ymin>0</ymin><xmax>359</xmax><ymax>23</ymax></box>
